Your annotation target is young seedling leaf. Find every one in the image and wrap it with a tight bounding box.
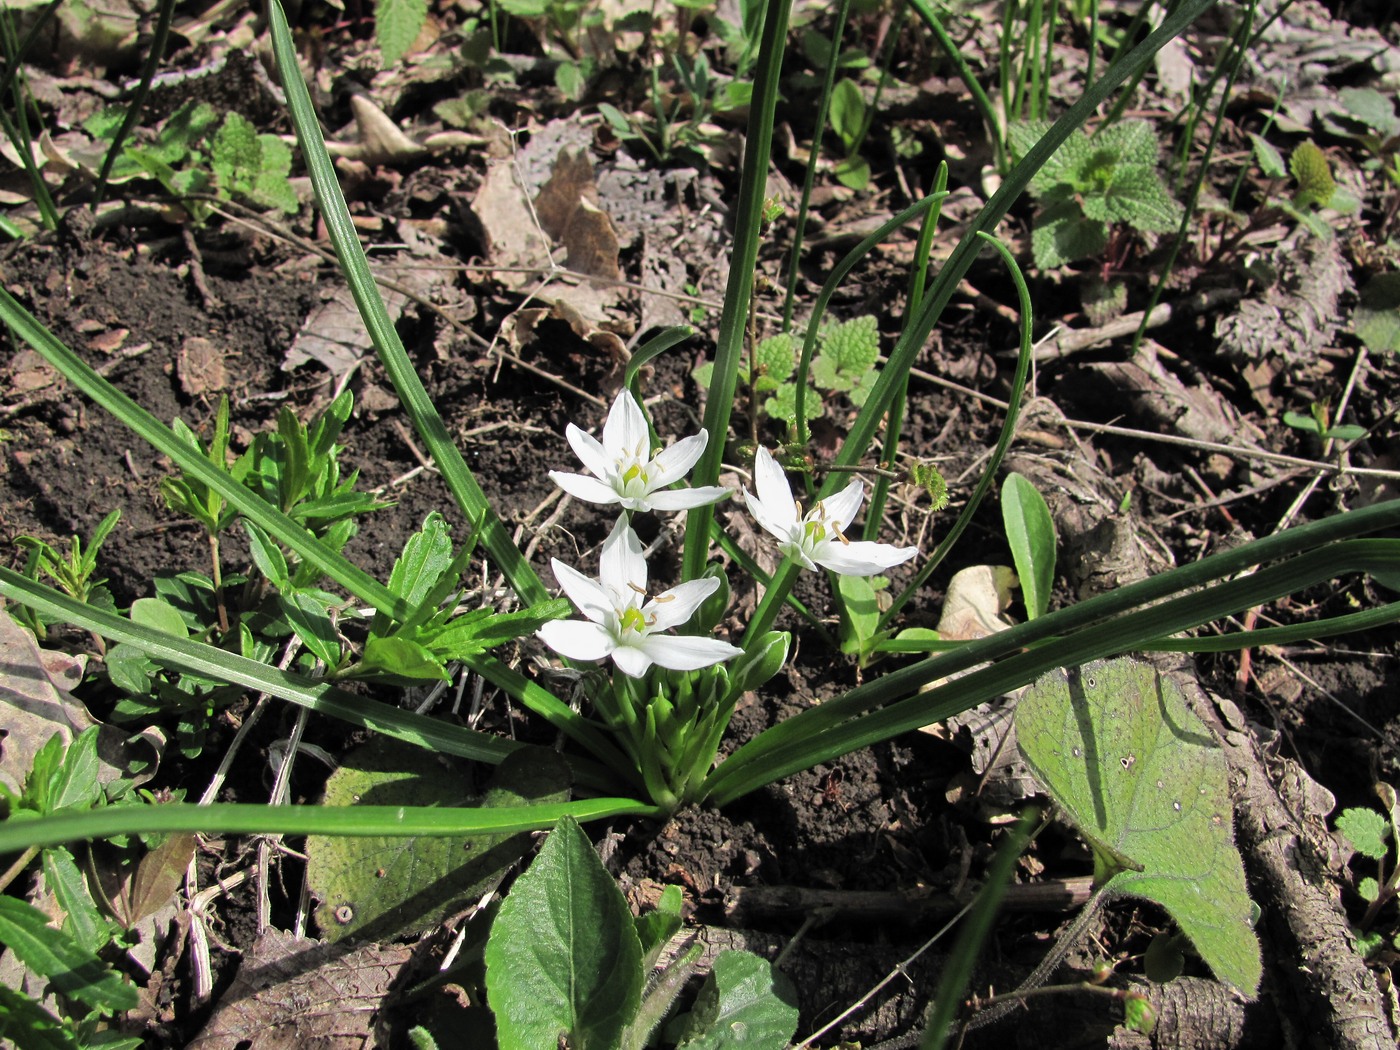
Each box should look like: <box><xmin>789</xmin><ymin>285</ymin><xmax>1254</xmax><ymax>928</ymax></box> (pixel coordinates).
<box><xmin>1336</xmin><ymin>806</ymin><xmax>1389</xmax><ymax>861</ymax></box>
<box><xmin>307</xmin><ymin>740</ymin><xmax>570</xmax><ymax>943</ymax></box>
<box><xmin>485</xmin><ymin>816</ymin><xmax>643</xmax><ymax>1050</ymax></box>
<box><xmin>1015</xmin><ymin>658</ymin><xmax>1261</xmax><ymax>995</ymax></box>
<box><xmin>672</xmin><ymin>950</ymin><xmax>799</xmax><ymax>1049</ymax></box>
<box><xmin>1290</xmin><ymin>141</ymin><xmax>1335</xmax><ymax>209</ymax></box>
<box><xmin>1001</xmin><ymin>473</ymin><xmax>1056</xmax><ymax>620</ymax></box>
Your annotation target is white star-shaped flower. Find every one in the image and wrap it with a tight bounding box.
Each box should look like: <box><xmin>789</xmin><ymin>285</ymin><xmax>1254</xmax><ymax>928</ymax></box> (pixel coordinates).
<box><xmin>743</xmin><ymin>447</ymin><xmax>918</xmax><ymax>575</ymax></box>
<box><xmin>537</xmin><ymin>518</ymin><xmax>742</xmax><ymax>678</ymax></box>
<box><xmin>548</xmin><ymin>390</ymin><xmax>731</xmax><ymax>512</ymax></box>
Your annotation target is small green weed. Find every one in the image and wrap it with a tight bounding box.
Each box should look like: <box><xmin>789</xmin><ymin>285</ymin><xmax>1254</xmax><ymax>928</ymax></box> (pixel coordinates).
<box><xmin>1008</xmin><ymin>119</ymin><xmax>1183</xmax><ymax>269</ymax></box>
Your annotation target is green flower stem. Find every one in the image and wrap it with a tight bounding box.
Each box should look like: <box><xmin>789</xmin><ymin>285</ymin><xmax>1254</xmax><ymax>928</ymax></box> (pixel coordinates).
<box><xmin>0</xmin><ymin>798</ymin><xmax>663</xmax><ymax>854</ymax></box>
<box><xmin>742</xmin><ymin>558</ymin><xmax>800</xmax><ymax>649</ymax></box>
<box><xmin>683</xmin><ymin>0</ymin><xmax>792</xmax><ymax>580</ymax></box>
<box><xmin>267</xmin><ymin>1</ymin><xmax>547</xmax><ymax>608</ymax></box>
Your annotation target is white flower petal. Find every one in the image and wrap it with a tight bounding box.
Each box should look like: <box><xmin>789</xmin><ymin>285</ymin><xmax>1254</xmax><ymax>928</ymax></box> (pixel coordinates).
<box><xmin>537</xmin><ymin>619</ymin><xmax>615</xmax><ymax>661</ymax></box>
<box><xmin>647</xmin><ymin>485</ymin><xmax>731</xmax><ymax>511</ymax></box>
<box><xmin>636</xmin><ymin>634</ymin><xmax>743</xmax><ymax>672</ymax></box>
<box><xmin>751</xmin><ymin>448</ymin><xmax>799</xmax><ymax>530</ymax></box>
<box><xmin>550</xmin><ymin>470</ymin><xmax>622</xmax><ymax>506</ymax></box>
<box><xmin>814</xmin><ymin>539</ymin><xmax>918</xmax><ymax>576</ymax></box>
<box><xmin>778</xmin><ymin>538</ymin><xmax>819</xmax><ymax>571</ymax></box>
<box><xmin>645</xmin><ymin>577</ymin><xmax>719</xmax><ymax>632</ymax></box>
<box><xmin>648</xmin><ymin>433</ymin><xmax>708</xmax><ymax>487</ymax></box>
<box><xmin>600</xmin><ymin>517</ymin><xmax>647</xmax><ymax>595</ymax></box>
<box><xmin>822</xmin><ymin>480</ymin><xmax>866</xmax><ymax>533</ymax></box>
<box><xmin>602</xmin><ymin>390</ymin><xmax>650</xmax><ymax>459</ymax></box>
<box><xmin>565</xmin><ymin>425</ymin><xmax>614</xmax><ymax>482</ymax></box>
<box><xmin>611</xmin><ymin>644</ymin><xmax>654</xmax><ymax>678</ymax></box>
<box><xmin>550</xmin><ymin>559</ymin><xmax>614</xmax><ymax>623</ymax></box>
<box><xmin>744</xmin><ymin>486</ymin><xmax>795</xmax><ymax>546</ymax></box>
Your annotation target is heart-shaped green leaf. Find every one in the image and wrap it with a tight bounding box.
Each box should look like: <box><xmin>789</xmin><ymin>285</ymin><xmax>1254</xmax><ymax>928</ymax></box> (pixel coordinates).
<box><xmin>1015</xmin><ymin>657</ymin><xmax>1261</xmax><ymax>994</ymax></box>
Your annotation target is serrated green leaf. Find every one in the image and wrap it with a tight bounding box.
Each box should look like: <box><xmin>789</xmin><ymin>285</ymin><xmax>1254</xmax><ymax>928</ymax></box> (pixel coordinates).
<box><xmin>1001</xmin><ymin>473</ymin><xmax>1056</xmax><ymax>620</ymax></box>
<box><xmin>1336</xmin><ymin>806</ymin><xmax>1389</xmax><ymax>860</ymax></box>
<box><xmin>821</xmin><ymin>315</ymin><xmax>880</xmax><ymax>373</ymax></box>
<box><xmin>388</xmin><ymin>514</ymin><xmax>456</xmax><ymax>609</ymax></box>
<box><xmin>0</xmin><ymin>898</ymin><xmax>136</xmax><ymax>1013</ymax></box>
<box><xmin>754</xmin><ymin>334</ymin><xmax>795</xmax><ymax>383</ymax></box>
<box><xmin>249</xmin><ymin>135</ymin><xmax>298</xmax><ymax>213</ymax></box>
<box><xmin>763</xmin><ymin>382</ymin><xmax>822</xmax><ymax>427</ymax></box>
<box><xmin>1290</xmin><ymin>141</ymin><xmax>1335</xmax><ymax>208</ymax></box>
<box><xmin>43</xmin><ymin>846</ymin><xmax>108</xmax><ymax>955</ymax></box>
<box><xmin>1015</xmin><ymin>658</ymin><xmax>1261</xmax><ymax>995</ymax></box>
<box><xmin>848</xmin><ymin>369</ymin><xmax>878</xmax><ymax>408</ymax></box>
<box><xmin>307</xmin><ymin>741</ymin><xmax>570</xmax><ymax>943</ymax></box>
<box><xmin>1354</xmin><ymin>273</ymin><xmax>1400</xmax><ymax>353</ymax></box>
<box><xmin>1092</xmin><ymin>166</ymin><xmax>1184</xmax><ymax>232</ymax></box>
<box><xmin>1094</xmin><ymin>119</ymin><xmax>1159</xmax><ymax>169</ymax></box>
<box><xmin>211</xmin><ymin>112</ymin><xmax>260</xmax><ymax>190</ymax></box>
<box><xmin>485</xmin><ymin>816</ymin><xmax>642</xmax><ymax>1050</ymax></box>
<box><xmin>674</xmin><ymin>951</ymin><xmax>799</xmax><ymax>1049</ymax></box>
<box><xmin>429</xmin><ymin>598</ymin><xmax>572</xmax><ymax>657</ymax></box>
<box><xmin>376</xmin><ymin>0</ymin><xmax>429</xmax><ymax>66</ymax></box>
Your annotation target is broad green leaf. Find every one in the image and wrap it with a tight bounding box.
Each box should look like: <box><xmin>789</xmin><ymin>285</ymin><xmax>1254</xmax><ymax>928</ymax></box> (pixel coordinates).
<box><xmin>128</xmin><ymin>597</ymin><xmax>188</xmax><ymax>638</ymax></box>
<box><xmin>49</xmin><ymin>727</ymin><xmax>101</xmax><ymax>812</ymax></box>
<box><xmin>1015</xmin><ymin>658</ymin><xmax>1261</xmax><ymax>994</ymax></box>
<box><xmin>837</xmin><ymin>574</ymin><xmax>881</xmax><ymax>655</ymax></box>
<box><xmin>485</xmin><ymin>816</ymin><xmax>642</xmax><ymax>1050</ymax></box>
<box><xmin>307</xmin><ymin>741</ymin><xmax>569</xmax><ymax>943</ymax></box>
<box><xmin>673</xmin><ymin>950</ymin><xmax>799</xmax><ymax>1049</ymax></box>
<box><xmin>1093</xmin><ymin>166</ymin><xmax>1184</xmax><ymax>232</ymax></box>
<box><xmin>1001</xmin><ymin>473</ymin><xmax>1056</xmax><ymax>620</ymax></box>
<box><xmin>1353</xmin><ymin>273</ymin><xmax>1400</xmax><ymax>353</ymax></box>
<box><xmin>0</xmin><ymin>897</ymin><xmax>137</xmax><ymax>1012</ymax></box>
<box><xmin>376</xmin><ymin>0</ymin><xmax>429</xmax><ymax>67</ymax></box>
<box><xmin>834</xmin><ymin>154</ymin><xmax>871</xmax><ymax>190</ymax></box>
<box><xmin>1337</xmin><ymin>87</ymin><xmax>1400</xmax><ymax>138</ymax></box>
<box><xmin>829</xmin><ymin>79</ymin><xmax>865</xmax><ymax>151</ymax></box>
<box><xmin>1336</xmin><ymin>807</ymin><xmax>1389</xmax><ymax>861</ymax></box>
<box><xmin>763</xmin><ymin>382</ymin><xmax>822</xmax><ymax>427</ymax></box>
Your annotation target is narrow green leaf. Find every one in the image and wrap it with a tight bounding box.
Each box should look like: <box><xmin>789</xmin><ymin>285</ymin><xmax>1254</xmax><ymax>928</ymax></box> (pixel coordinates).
<box><xmin>42</xmin><ymin>846</ymin><xmax>108</xmax><ymax>955</ymax></box>
<box><xmin>0</xmin><ymin>897</ymin><xmax>137</xmax><ymax>1013</ymax></box>
<box><xmin>278</xmin><ymin>591</ymin><xmax>342</xmax><ymax>669</ymax></box>
<box><xmin>674</xmin><ymin>951</ymin><xmax>799</xmax><ymax>1049</ymax></box>
<box><xmin>1001</xmin><ymin>473</ymin><xmax>1056</xmax><ymax>620</ymax></box>
<box><xmin>485</xmin><ymin>816</ymin><xmax>643</xmax><ymax>1050</ymax></box>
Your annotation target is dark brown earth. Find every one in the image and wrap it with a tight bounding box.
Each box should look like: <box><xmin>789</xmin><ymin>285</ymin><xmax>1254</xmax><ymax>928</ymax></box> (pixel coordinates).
<box><xmin>2</xmin><ymin>1</ymin><xmax>1400</xmax><ymax>1047</ymax></box>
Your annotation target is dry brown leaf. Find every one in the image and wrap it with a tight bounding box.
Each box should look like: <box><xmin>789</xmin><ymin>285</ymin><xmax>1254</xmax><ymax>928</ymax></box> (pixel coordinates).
<box><xmin>533</xmin><ymin>149</ymin><xmax>621</xmax><ymax>281</ymax></box>
<box><xmin>0</xmin><ymin>609</ymin><xmax>163</xmax><ymax>794</ymax></box>
<box><xmin>323</xmin><ymin>95</ymin><xmax>428</xmax><ymax>166</ymax></box>
<box><xmin>470</xmin><ymin>157</ymin><xmax>552</xmax><ymax>291</ymax></box>
<box><xmin>188</xmin><ymin>929</ymin><xmax>412</xmax><ymax>1050</ymax></box>
<box><xmin>177</xmin><ymin>337</ymin><xmax>227</xmax><ymax>397</ymax></box>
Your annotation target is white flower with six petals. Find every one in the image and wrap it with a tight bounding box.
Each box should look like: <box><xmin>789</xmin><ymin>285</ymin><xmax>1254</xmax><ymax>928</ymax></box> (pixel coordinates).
<box><xmin>537</xmin><ymin>517</ymin><xmax>742</xmax><ymax>678</ymax></box>
<box><xmin>743</xmin><ymin>447</ymin><xmax>918</xmax><ymax>575</ymax></box>
<box><xmin>548</xmin><ymin>390</ymin><xmax>731</xmax><ymax>512</ymax></box>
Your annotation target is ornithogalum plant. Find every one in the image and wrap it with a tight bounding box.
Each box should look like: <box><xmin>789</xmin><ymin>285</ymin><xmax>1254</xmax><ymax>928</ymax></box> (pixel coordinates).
<box><xmin>535</xmin><ymin>391</ymin><xmax>916</xmax><ymax>808</ymax></box>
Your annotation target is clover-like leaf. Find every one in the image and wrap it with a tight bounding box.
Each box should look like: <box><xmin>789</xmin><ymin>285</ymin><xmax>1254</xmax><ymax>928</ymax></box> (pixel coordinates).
<box><xmin>1015</xmin><ymin>657</ymin><xmax>1261</xmax><ymax>995</ymax></box>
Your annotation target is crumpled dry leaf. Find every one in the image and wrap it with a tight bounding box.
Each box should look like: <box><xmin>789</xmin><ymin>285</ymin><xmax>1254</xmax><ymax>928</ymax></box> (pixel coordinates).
<box><xmin>0</xmin><ymin>609</ymin><xmax>163</xmax><ymax>795</ymax></box>
<box><xmin>187</xmin><ymin>928</ymin><xmax>412</xmax><ymax>1050</ymax></box>
<box><xmin>533</xmin><ymin>149</ymin><xmax>621</xmax><ymax>281</ymax></box>
<box><xmin>323</xmin><ymin>95</ymin><xmax>428</xmax><ymax>166</ymax></box>
<box><xmin>934</xmin><ymin>564</ymin><xmax>1017</xmax><ymax>642</ymax></box>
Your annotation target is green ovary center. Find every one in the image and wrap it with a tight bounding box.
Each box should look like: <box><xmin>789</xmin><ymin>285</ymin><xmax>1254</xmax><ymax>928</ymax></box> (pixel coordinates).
<box><xmin>618</xmin><ymin>458</ymin><xmax>652</xmax><ymax>498</ymax></box>
<box><xmin>620</xmin><ymin>606</ymin><xmax>649</xmax><ymax>634</ymax></box>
